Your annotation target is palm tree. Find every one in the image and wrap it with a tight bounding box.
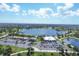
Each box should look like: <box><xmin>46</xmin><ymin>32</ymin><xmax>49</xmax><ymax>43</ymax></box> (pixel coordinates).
<box><xmin>27</xmin><ymin>47</ymin><xmax>34</xmax><ymax>56</ymax></box>
<box><xmin>65</xmin><ymin>49</ymin><xmax>70</xmax><ymax>56</ymax></box>
<box><xmin>15</xmin><ymin>40</ymin><xmax>18</xmax><ymax>45</ymax></box>
<box><xmin>59</xmin><ymin>48</ymin><xmax>65</xmax><ymax>56</ymax></box>
<box><xmin>77</xmin><ymin>52</ymin><xmax>79</xmax><ymax>56</ymax></box>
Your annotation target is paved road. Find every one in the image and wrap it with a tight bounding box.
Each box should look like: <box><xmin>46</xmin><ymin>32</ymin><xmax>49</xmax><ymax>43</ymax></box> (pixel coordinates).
<box><xmin>0</xmin><ymin>39</ymin><xmax>31</xmax><ymax>48</ymax></box>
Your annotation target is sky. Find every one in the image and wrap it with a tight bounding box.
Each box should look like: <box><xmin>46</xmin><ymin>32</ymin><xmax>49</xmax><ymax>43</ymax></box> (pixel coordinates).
<box><xmin>0</xmin><ymin>3</ymin><xmax>79</xmax><ymax>24</ymax></box>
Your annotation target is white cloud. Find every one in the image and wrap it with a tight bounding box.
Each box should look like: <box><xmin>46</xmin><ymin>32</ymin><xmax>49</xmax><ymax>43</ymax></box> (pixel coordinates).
<box><xmin>57</xmin><ymin>3</ymin><xmax>75</xmax><ymax>17</ymax></box>
<box><xmin>0</xmin><ymin>3</ymin><xmax>20</xmax><ymax>13</ymax></box>
<box><xmin>75</xmin><ymin>9</ymin><xmax>79</xmax><ymax>16</ymax></box>
<box><xmin>63</xmin><ymin>10</ymin><xmax>75</xmax><ymax>16</ymax></box>
<box><xmin>0</xmin><ymin>3</ymin><xmax>10</xmax><ymax>11</ymax></box>
<box><xmin>10</xmin><ymin>4</ymin><xmax>20</xmax><ymax>13</ymax></box>
<box><xmin>51</xmin><ymin>13</ymin><xmax>61</xmax><ymax>17</ymax></box>
<box><xmin>0</xmin><ymin>3</ymin><xmax>78</xmax><ymax>17</ymax></box>
<box><xmin>57</xmin><ymin>6</ymin><xmax>63</xmax><ymax>12</ymax></box>
<box><xmin>64</xmin><ymin>3</ymin><xmax>74</xmax><ymax>10</ymax></box>
<box><xmin>22</xmin><ymin>10</ymin><xmax>27</xmax><ymax>16</ymax></box>
<box><xmin>57</xmin><ymin>3</ymin><xmax>74</xmax><ymax>12</ymax></box>
<box><xmin>28</xmin><ymin>9</ymin><xmax>36</xmax><ymax>15</ymax></box>
<box><xmin>27</xmin><ymin>8</ymin><xmax>53</xmax><ymax>18</ymax></box>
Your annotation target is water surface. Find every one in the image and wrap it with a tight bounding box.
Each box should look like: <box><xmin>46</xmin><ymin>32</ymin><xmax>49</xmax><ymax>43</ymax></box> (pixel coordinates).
<box><xmin>64</xmin><ymin>38</ymin><xmax>79</xmax><ymax>48</ymax></box>
<box><xmin>18</xmin><ymin>29</ymin><xmax>67</xmax><ymax>36</ymax></box>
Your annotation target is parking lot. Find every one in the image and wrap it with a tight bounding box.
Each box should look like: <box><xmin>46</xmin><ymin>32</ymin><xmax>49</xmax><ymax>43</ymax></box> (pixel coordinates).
<box><xmin>35</xmin><ymin>40</ymin><xmax>63</xmax><ymax>51</ymax></box>
<box><xmin>0</xmin><ymin>37</ymin><xmax>33</xmax><ymax>48</ymax></box>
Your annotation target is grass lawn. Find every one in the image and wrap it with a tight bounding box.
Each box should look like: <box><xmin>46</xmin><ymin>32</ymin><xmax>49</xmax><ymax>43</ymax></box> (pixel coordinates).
<box><xmin>0</xmin><ymin>45</ymin><xmax>27</xmax><ymax>53</ymax></box>
<box><xmin>10</xmin><ymin>46</ymin><xmax>27</xmax><ymax>53</ymax></box>
<box><xmin>12</xmin><ymin>52</ymin><xmax>62</xmax><ymax>56</ymax></box>
<box><xmin>32</xmin><ymin>52</ymin><xmax>62</xmax><ymax>56</ymax></box>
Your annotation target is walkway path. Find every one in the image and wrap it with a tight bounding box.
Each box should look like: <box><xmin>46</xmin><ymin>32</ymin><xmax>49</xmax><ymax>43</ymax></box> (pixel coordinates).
<box><xmin>0</xmin><ymin>34</ymin><xmax>8</xmax><ymax>38</ymax></box>
<box><xmin>10</xmin><ymin>50</ymin><xmax>28</xmax><ymax>56</ymax></box>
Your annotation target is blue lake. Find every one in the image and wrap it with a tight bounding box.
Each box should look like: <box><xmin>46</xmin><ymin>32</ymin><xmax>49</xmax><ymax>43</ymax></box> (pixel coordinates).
<box><xmin>64</xmin><ymin>38</ymin><xmax>79</xmax><ymax>48</ymax></box>
<box><xmin>18</xmin><ymin>29</ymin><xmax>67</xmax><ymax>36</ymax></box>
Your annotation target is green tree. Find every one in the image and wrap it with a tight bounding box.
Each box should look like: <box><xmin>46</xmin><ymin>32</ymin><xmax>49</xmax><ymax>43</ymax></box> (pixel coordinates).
<box><xmin>37</xmin><ymin>37</ymin><xmax>44</xmax><ymax>42</ymax></box>
<box><xmin>0</xmin><ymin>45</ymin><xmax>3</xmax><ymax>55</ymax></box>
<box><xmin>27</xmin><ymin>47</ymin><xmax>34</xmax><ymax>56</ymax></box>
<box><xmin>17</xmin><ymin>53</ymin><xmax>22</xmax><ymax>56</ymax></box>
<box><xmin>59</xmin><ymin>48</ymin><xmax>65</xmax><ymax>56</ymax></box>
<box><xmin>3</xmin><ymin>46</ymin><xmax>12</xmax><ymax>56</ymax></box>
<box><xmin>15</xmin><ymin>40</ymin><xmax>18</xmax><ymax>45</ymax></box>
<box><xmin>51</xmin><ymin>53</ymin><xmax>54</xmax><ymax>56</ymax></box>
<box><xmin>65</xmin><ymin>49</ymin><xmax>70</xmax><ymax>56</ymax></box>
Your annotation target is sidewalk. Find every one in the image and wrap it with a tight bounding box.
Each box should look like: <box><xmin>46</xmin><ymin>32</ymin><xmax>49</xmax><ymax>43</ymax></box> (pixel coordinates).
<box><xmin>10</xmin><ymin>50</ymin><xmax>28</xmax><ymax>56</ymax></box>
<box><xmin>0</xmin><ymin>34</ymin><xmax>8</xmax><ymax>38</ymax></box>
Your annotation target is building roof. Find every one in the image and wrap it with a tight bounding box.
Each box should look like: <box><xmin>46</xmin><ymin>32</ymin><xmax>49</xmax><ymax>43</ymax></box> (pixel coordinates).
<box><xmin>43</xmin><ymin>36</ymin><xmax>56</xmax><ymax>40</ymax></box>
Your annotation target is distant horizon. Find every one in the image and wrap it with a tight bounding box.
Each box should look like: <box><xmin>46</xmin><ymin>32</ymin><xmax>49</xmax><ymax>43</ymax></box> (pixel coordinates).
<box><xmin>0</xmin><ymin>22</ymin><xmax>79</xmax><ymax>25</ymax></box>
